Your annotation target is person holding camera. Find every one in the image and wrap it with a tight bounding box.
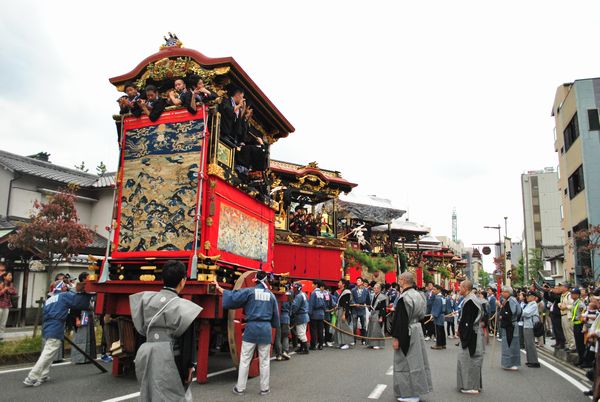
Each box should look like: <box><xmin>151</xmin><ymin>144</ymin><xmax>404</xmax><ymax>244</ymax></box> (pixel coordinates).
<box><xmin>179</xmin><ymin>76</ymin><xmax>217</xmax><ymax>115</ymax></box>
<box><xmin>24</xmin><ymin>273</ymin><xmax>93</xmax><ymax>387</ymax></box>
<box><xmin>218</xmin><ymin>85</ymin><xmax>245</xmax><ymax>145</ymax></box>
<box><xmin>543</xmin><ymin>282</ymin><xmax>566</xmax><ymax>350</ymax></box>
<box><xmin>132</xmin><ymin>85</ymin><xmax>167</xmax><ymax>122</ymax></box>
<box><xmin>117</xmin><ymin>82</ymin><xmax>140</xmax><ymax>114</ymax></box>
<box><xmin>0</xmin><ymin>269</ymin><xmax>16</xmax><ymax>342</ymax></box>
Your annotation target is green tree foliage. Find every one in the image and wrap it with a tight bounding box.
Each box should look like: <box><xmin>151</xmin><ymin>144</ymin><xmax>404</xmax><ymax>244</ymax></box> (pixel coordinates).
<box><xmin>479</xmin><ymin>268</ymin><xmax>490</xmax><ymax>288</ymax></box>
<box><xmin>345</xmin><ymin>248</ymin><xmax>395</xmax><ymax>273</ymax></box>
<box><xmin>434</xmin><ymin>265</ymin><xmax>452</xmax><ymax>279</ymax></box>
<box><xmin>528</xmin><ymin>248</ymin><xmax>544</xmax><ymax>282</ymax></box>
<box><xmin>423</xmin><ymin>270</ymin><xmax>434</xmax><ymax>284</ymax></box>
<box><xmin>511</xmin><ymin>256</ymin><xmax>525</xmax><ymax>286</ymax></box>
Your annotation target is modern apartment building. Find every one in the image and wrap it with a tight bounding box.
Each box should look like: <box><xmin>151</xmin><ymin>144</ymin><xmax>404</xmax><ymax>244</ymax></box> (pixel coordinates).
<box><xmin>552</xmin><ymin>78</ymin><xmax>600</xmax><ymax>284</ymax></box>
<box><xmin>521</xmin><ymin>169</ymin><xmax>564</xmax><ymax>281</ymax></box>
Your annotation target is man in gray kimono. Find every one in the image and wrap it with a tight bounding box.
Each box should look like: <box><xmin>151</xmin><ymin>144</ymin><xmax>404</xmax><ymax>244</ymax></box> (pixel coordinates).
<box><xmin>367</xmin><ymin>283</ymin><xmax>388</xmax><ymax>349</ymax></box>
<box><xmin>130</xmin><ymin>260</ymin><xmax>203</xmax><ymax>402</ymax></box>
<box><xmin>456</xmin><ymin>280</ymin><xmax>484</xmax><ymax>394</ymax></box>
<box><xmin>391</xmin><ymin>272</ymin><xmax>433</xmax><ymax>402</ymax></box>
<box><xmin>497</xmin><ymin>285</ymin><xmax>522</xmax><ymax>370</ymax></box>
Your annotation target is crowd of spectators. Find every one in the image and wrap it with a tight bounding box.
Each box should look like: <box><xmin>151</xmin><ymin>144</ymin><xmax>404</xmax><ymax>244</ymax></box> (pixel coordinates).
<box><xmin>288</xmin><ymin>208</ymin><xmax>333</xmax><ymax>237</ymax></box>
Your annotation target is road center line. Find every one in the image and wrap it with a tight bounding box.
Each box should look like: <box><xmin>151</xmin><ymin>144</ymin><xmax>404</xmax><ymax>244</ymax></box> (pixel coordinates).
<box><xmin>368</xmin><ymin>384</ymin><xmax>387</xmax><ymax>399</ymax></box>
<box><xmin>0</xmin><ymin>361</ymin><xmax>71</xmax><ymax>374</ymax></box>
<box><xmin>385</xmin><ymin>365</ymin><xmax>393</xmax><ymax>375</ymax></box>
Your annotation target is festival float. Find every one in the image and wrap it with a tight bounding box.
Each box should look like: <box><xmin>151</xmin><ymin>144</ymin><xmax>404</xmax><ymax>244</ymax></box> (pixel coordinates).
<box><xmin>87</xmin><ymin>35</ymin><xmax>358</xmax><ymax>382</ymax></box>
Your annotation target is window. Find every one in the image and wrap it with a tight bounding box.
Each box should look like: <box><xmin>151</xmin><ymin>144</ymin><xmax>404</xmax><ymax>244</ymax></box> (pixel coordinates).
<box><xmin>563</xmin><ymin>113</ymin><xmax>580</xmax><ymax>151</ymax></box>
<box><xmin>588</xmin><ymin>109</ymin><xmax>600</xmax><ymax>131</ymax></box>
<box><xmin>560</xmin><ymin>205</ymin><xmax>564</xmax><ymax>220</ymax></box>
<box><xmin>568</xmin><ymin>164</ymin><xmax>585</xmax><ymax>199</ymax></box>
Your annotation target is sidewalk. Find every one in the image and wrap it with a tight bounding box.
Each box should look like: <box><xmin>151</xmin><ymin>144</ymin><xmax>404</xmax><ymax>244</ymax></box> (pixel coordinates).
<box><xmin>2</xmin><ymin>326</ymin><xmax>35</xmax><ymax>340</ymax></box>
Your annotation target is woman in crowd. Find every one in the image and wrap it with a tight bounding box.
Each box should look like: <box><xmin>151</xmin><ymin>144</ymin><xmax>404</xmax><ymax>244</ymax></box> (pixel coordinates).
<box><xmin>522</xmin><ymin>291</ymin><xmax>541</xmax><ymax>368</ymax></box>
<box><xmin>0</xmin><ymin>270</ymin><xmax>16</xmax><ymax>342</ymax></box>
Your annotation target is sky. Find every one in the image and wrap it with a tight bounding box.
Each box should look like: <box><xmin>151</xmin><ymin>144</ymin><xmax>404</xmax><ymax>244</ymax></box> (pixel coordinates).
<box><xmin>2</xmin><ymin>0</ymin><xmax>600</xmax><ymax>271</ymax></box>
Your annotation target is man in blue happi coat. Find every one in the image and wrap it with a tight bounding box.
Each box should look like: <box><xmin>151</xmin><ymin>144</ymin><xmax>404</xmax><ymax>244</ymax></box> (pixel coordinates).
<box><xmin>24</xmin><ymin>274</ymin><xmax>93</xmax><ymax>387</ymax></box>
<box><xmin>430</xmin><ymin>285</ymin><xmax>447</xmax><ymax>349</ymax></box>
<box><xmin>308</xmin><ymin>280</ymin><xmax>326</xmax><ymax>350</ymax></box>
<box><xmin>351</xmin><ymin>277</ymin><xmax>371</xmax><ymax>345</ymax></box>
<box><xmin>214</xmin><ymin>271</ymin><xmax>279</xmax><ymax>396</ymax></box>
<box><xmin>291</xmin><ymin>282</ymin><xmax>310</xmax><ymax>354</ymax></box>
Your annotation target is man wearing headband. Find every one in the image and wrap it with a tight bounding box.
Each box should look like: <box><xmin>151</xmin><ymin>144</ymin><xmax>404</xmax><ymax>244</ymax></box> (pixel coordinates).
<box><xmin>214</xmin><ymin>271</ymin><xmax>279</xmax><ymax>396</ymax></box>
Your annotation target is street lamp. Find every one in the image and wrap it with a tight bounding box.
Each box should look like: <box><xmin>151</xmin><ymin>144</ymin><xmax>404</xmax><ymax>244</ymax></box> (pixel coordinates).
<box><xmin>484</xmin><ymin>225</ymin><xmax>502</xmax><ymax>256</ymax></box>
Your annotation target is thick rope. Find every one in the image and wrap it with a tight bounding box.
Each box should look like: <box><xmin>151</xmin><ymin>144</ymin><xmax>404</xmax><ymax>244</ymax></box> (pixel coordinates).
<box><xmin>323</xmin><ymin>319</ymin><xmax>392</xmax><ymax>341</ymax></box>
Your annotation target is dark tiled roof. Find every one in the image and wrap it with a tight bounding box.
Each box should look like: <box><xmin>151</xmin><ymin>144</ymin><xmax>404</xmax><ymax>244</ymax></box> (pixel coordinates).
<box><xmin>0</xmin><ymin>149</ymin><xmax>114</xmax><ymax>188</ymax></box>
<box><xmin>91</xmin><ymin>173</ymin><xmax>116</xmax><ymax>188</ymax></box>
<box><xmin>542</xmin><ymin>246</ymin><xmax>564</xmax><ymax>261</ymax></box>
<box><xmin>88</xmin><ymin>231</ymin><xmax>108</xmax><ymax>250</ymax></box>
<box><xmin>0</xmin><ymin>217</ymin><xmax>16</xmax><ymax>230</ymax></box>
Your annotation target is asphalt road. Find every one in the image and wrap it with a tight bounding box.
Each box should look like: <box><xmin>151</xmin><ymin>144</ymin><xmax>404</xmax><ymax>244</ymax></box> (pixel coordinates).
<box><xmin>0</xmin><ymin>339</ymin><xmax>592</xmax><ymax>401</ymax></box>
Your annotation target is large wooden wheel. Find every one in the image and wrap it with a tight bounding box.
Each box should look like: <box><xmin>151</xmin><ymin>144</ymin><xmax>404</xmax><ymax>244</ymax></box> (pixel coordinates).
<box><xmin>228</xmin><ymin>271</ymin><xmax>260</xmax><ymax>377</ymax></box>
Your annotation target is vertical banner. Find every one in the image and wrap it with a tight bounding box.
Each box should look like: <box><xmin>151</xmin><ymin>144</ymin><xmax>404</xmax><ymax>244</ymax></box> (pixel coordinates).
<box><xmin>416</xmin><ymin>266</ymin><xmax>423</xmax><ymax>288</ymax></box>
<box><xmin>504</xmin><ymin>237</ymin><xmax>512</xmax><ymax>286</ymax></box>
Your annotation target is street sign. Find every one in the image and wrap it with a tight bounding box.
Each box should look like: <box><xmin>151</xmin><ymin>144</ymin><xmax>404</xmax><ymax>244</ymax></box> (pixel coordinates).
<box><xmin>482</xmin><ymin>246</ymin><xmax>491</xmax><ymax>255</ymax></box>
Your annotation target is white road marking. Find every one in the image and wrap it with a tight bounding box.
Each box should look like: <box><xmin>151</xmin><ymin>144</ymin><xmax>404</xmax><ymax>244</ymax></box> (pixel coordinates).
<box><xmin>368</xmin><ymin>384</ymin><xmax>387</xmax><ymax>399</ymax></box>
<box><xmin>519</xmin><ymin>349</ymin><xmax>589</xmax><ymax>394</ymax></box>
<box><xmin>0</xmin><ymin>361</ymin><xmax>71</xmax><ymax>374</ymax></box>
<box><xmin>385</xmin><ymin>365</ymin><xmax>393</xmax><ymax>375</ymax></box>
<box><xmin>100</xmin><ymin>392</ymin><xmax>140</xmax><ymax>402</ymax></box>
<box><xmin>537</xmin><ymin>356</ymin><xmax>589</xmax><ymax>393</ymax></box>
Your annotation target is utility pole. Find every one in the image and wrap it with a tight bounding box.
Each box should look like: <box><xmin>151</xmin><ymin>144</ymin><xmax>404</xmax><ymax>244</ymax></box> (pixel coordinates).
<box><xmin>484</xmin><ymin>224</ymin><xmax>503</xmax><ymax>296</ymax></box>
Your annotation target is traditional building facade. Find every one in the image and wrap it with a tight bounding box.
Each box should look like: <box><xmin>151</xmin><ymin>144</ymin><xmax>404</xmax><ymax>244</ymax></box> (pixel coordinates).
<box><xmin>0</xmin><ymin>150</ymin><xmax>114</xmax><ymax>324</ymax></box>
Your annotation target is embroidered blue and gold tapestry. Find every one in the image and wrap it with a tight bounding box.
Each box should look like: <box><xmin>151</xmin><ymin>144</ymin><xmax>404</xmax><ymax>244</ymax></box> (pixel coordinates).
<box><xmin>118</xmin><ymin>120</ymin><xmax>204</xmax><ymax>252</ymax></box>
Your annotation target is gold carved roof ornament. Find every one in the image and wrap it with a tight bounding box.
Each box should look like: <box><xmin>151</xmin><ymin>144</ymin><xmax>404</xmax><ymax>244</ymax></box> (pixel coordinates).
<box><xmin>132</xmin><ymin>57</ymin><xmax>230</xmax><ymax>92</ymax></box>
<box><xmin>160</xmin><ymin>33</ymin><xmax>183</xmax><ymax>50</ymax></box>
<box><xmin>297</xmin><ymin>173</ymin><xmax>327</xmax><ymax>190</ymax></box>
